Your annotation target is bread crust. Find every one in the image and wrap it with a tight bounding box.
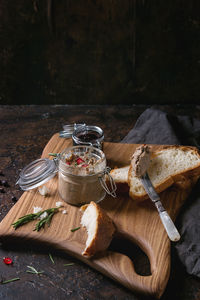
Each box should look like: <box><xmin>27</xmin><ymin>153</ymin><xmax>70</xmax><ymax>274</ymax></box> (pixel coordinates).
<box><xmin>128</xmin><ymin>169</ymin><xmax>174</xmax><ymax>201</ymax></box>
<box><xmin>81</xmin><ymin>201</ymin><xmax>115</xmax><ymax>257</ymax></box>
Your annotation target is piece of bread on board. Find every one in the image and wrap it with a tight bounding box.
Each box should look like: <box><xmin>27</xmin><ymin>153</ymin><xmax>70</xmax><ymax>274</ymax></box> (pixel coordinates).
<box><xmin>110</xmin><ymin>165</ymin><xmax>129</xmax><ymax>183</ymax></box>
<box><xmin>80</xmin><ymin>201</ymin><xmax>115</xmax><ymax>257</ymax></box>
<box><xmin>128</xmin><ymin>146</ymin><xmax>200</xmax><ymax>201</ymax></box>
<box><xmin>110</xmin><ymin>146</ymin><xmax>200</xmax><ymax>201</ymax></box>
<box><xmin>109</xmin><ymin>166</ymin><xmax>130</xmax><ymax>194</ymax></box>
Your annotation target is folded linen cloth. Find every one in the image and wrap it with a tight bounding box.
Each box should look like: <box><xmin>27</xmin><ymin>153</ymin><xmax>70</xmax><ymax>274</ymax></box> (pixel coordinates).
<box><xmin>121</xmin><ymin>107</ymin><xmax>200</xmax><ymax>278</ymax></box>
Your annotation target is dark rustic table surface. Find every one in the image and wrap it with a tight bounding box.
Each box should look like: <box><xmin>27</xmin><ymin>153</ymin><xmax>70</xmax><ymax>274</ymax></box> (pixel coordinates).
<box><xmin>0</xmin><ymin>105</ymin><xmax>200</xmax><ymax>300</ymax></box>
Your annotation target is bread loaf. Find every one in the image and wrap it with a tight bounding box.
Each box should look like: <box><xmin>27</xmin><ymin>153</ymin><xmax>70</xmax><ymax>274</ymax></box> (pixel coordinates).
<box><xmin>80</xmin><ymin>201</ymin><xmax>115</xmax><ymax>257</ymax></box>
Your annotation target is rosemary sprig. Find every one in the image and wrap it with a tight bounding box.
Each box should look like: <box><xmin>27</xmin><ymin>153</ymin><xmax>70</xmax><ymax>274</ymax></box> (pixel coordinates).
<box><xmin>12</xmin><ymin>213</ymin><xmax>38</xmax><ymax>229</ymax></box>
<box><xmin>26</xmin><ymin>266</ymin><xmax>44</xmax><ymax>275</ymax></box>
<box><xmin>34</xmin><ymin>209</ymin><xmax>57</xmax><ymax>232</ymax></box>
<box><xmin>1</xmin><ymin>277</ymin><xmax>20</xmax><ymax>284</ymax></box>
<box><xmin>12</xmin><ymin>208</ymin><xmax>59</xmax><ymax>232</ymax></box>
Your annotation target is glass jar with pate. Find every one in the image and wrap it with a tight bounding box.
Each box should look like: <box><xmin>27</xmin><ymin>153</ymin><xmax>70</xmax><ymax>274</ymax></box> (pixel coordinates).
<box><xmin>58</xmin><ymin>145</ymin><xmax>107</xmax><ymax>206</ymax></box>
<box><xmin>16</xmin><ymin>146</ymin><xmax>116</xmax><ymax>206</ymax></box>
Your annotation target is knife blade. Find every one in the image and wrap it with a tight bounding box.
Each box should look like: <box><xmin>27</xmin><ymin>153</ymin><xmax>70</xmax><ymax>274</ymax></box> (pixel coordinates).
<box><xmin>141</xmin><ymin>172</ymin><xmax>180</xmax><ymax>242</ymax></box>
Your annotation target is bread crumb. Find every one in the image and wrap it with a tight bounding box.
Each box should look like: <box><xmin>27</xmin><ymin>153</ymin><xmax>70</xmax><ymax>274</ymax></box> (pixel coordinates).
<box><xmin>38</xmin><ymin>186</ymin><xmax>50</xmax><ymax>196</ymax></box>
<box><xmin>33</xmin><ymin>206</ymin><xmax>42</xmax><ymax>214</ymax></box>
<box><xmin>56</xmin><ymin>201</ymin><xmax>64</xmax><ymax>208</ymax></box>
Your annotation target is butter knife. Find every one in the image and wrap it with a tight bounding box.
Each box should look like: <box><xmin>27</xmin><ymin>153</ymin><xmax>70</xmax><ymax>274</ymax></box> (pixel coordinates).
<box><xmin>141</xmin><ymin>172</ymin><xmax>180</xmax><ymax>242</ymax></box>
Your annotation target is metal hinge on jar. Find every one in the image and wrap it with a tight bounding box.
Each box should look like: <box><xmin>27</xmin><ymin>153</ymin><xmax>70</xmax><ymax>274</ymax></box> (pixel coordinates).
<box><xmin>98</xmin><ymin>167</ymin><xmax>117</xmax><ymax>198</ymax></box>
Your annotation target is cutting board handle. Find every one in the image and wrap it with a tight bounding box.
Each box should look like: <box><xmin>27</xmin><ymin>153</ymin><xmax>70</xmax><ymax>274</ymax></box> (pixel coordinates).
<box><xmin>91</xmin><ymin>242</ymin><xmax>169</xmax><ymax>299</ymax></box>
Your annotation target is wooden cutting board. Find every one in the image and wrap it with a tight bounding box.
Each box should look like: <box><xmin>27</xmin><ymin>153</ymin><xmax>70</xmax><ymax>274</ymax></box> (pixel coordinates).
<box><xmin>0</xmin><ymin>134</ymin><xmax>196</xmax><ymax>298</ymax></box>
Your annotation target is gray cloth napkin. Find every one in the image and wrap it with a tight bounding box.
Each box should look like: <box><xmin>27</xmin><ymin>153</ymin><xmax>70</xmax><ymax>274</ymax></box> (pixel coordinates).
<box><xmin>121</xmin><ymin>107</ymin><xmax>200</xmax><ymax>278</ymax></box>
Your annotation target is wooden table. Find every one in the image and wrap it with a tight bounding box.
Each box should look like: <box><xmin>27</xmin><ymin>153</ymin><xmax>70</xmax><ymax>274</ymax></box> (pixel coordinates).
<box><xmin>0</xmin><ymin>105</ymin><xmax>199</xmax><ymax>300</ymax></box>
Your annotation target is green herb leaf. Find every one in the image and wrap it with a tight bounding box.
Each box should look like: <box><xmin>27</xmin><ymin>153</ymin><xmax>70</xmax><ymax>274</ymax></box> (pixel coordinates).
<box><xmin>26</xmin><ymin>271</ymin><xmax>44</xmax><ymax>275</ymax></box>
<box><xmin>49</xmin><ymin>253</ymin><xmax>54</xmax><ymax>264</ymax></box>
<box><xmin>12</xmin><ymin>213</ymin><xmax>38</xmax><ymax>230</ymax></box>
<box><xmin>48</xmin><ymin>153</ymin><xmax>58</xmax><ymax>157</ymax></box>
<box><xmin>12</xmin><ymin>208</ymin><xmax>59</xmax><ymax>232</ymax></box>
<box><xmin>70</xmin><ymin>227</ymin><xmax>80</xmax><ymax>232</ymax></box>
<box><xmin>1</xmin><ymin>277</ymin><xmax>20</xmax><ymax>284</ymax></box>
<box><xmin>63</xmin><ymin>263</ymin><xmax>74</xmax><ymax>267</ymax></box>
<box><xmin>33</xmin><ymin>209</ymin><xmax>58</xmax><ymax>232</ymax></box>
<box><xmin>26</xmin><ymin>266</ymin><xmax>44</xmax><ymax>275</ymax></box>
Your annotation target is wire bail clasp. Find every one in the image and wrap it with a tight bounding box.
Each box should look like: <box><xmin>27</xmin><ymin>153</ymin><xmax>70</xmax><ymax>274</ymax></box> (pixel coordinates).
<box><xmin>99</xmin><ymin>167</ymin><xmax>117</xmax><ymax>197</ymax></box>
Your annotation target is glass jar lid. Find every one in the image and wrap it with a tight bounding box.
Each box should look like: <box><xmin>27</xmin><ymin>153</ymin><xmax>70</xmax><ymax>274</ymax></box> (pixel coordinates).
<box><xmin>16</xmin><ymin>158</ymin><xmax>58</xmax><ymax>191</ymax></box>
<box><xmin>59</xmin><ymin>123</ymin><xmax>86</xmax><ymax>138</ymax></box>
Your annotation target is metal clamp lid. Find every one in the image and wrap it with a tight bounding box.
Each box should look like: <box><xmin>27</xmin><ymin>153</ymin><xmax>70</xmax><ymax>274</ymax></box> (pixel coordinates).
<box><xmin>16</xmin><ymin>158</ymin><xmax>58</xmax><ymax>191</ymax></box>
<box><xmin>59</xmin><ymin>123</ymin><xmax>86</xmax><ymax>138</ymax></box>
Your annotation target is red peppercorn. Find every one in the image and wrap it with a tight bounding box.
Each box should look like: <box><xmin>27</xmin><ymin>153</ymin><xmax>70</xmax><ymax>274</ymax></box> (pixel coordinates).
<box><xmin>3</xmin><ymin>257</ymin><xmax>13</xmax><ymax>265</ymax></box>
<box><xmin>76</xmin><ymin>157</ymin><xmax>84</xmax><ymax>165</ymax></box>
<box><xmin>82</xmin><ymin>164</ymin><xmax>89</xmax><ymax>167</ymax></box>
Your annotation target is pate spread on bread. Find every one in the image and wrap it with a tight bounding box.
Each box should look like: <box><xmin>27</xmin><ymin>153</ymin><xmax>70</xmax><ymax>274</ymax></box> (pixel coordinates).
<box><xmin>131</xmin><ymin>144</ymin><xmax>151</xmax><ymax>177</ymax></box>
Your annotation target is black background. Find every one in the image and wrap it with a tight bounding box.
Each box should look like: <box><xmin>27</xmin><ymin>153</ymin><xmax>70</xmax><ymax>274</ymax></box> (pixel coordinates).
<box><xmin>0</xmin><ymin>0</ymin><xmax>200</xmax><ymax>105</ymax></box>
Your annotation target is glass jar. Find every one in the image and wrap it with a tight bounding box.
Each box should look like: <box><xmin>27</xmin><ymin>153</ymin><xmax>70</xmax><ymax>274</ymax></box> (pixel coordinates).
<box><xmin>58</xmin><ymin>146</ymin><xmax>107</xmax><ymax>206</ymax></box>
<box><xmin>72</xmin><ymin>125</ymin><xmax>104</xmax><ymax>150</ymax></box>
<box><xmin>16</xmin><ymin>145</ymin><xmax>116</xmax><ymax>206</ymax></box>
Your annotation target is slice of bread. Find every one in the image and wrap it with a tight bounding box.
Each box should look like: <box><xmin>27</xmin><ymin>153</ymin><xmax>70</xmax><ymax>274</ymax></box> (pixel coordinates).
<box><xmin>80</xmin><ymin>201</ymin><xmax>115</xmax><ymax>257</ymax></box>
<box><xmin>110</xmin><ymin>166</ymin><xmax>129</xmax><ymax>183</ymax></box>
<box><xmin>110</xmin><ymin>146</ymin><xmax>200</xmax><ymax>201</ymax></box>
<box><xmin>109</xmin><ymin>166</ymin><xmax>130</xmax><ymax>194</ymax></box>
